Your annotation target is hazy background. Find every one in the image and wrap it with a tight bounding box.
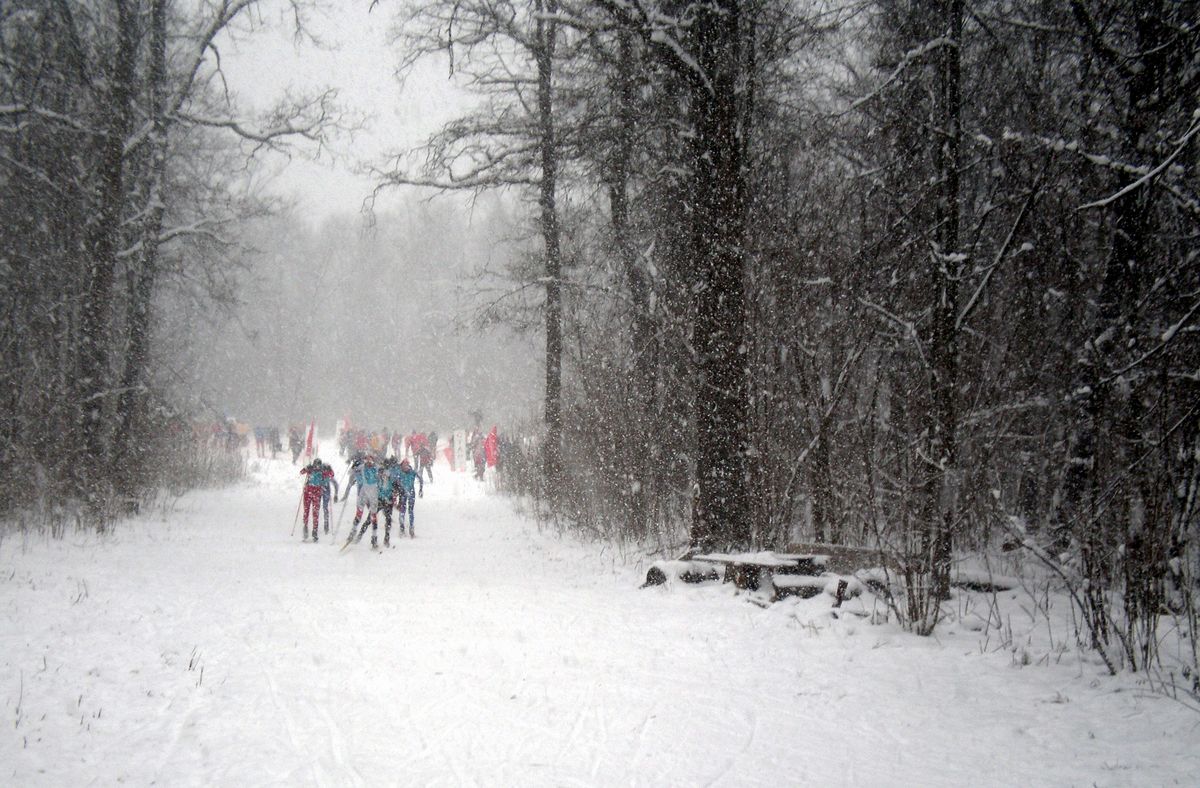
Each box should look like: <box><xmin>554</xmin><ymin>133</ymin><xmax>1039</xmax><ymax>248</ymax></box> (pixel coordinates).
<box><xmin>185</xmin><ymin>4</ymin><xmax>540</xmax><ymax>433</ymax></box>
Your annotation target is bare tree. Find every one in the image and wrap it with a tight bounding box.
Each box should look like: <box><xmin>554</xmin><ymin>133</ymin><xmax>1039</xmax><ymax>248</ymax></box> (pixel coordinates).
<box><xmin>379</xmin><ymin>0</ymin><xmax>594</xmax><ymax>498</ymax></box>
<box><xmin>0</xmin><ymin>0</ymin><xmax>343</xmax><ymax>524</ymax></box>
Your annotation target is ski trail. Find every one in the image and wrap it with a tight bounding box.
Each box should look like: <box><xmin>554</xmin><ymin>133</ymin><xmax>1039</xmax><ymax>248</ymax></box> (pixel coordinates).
<box><xmin>313</xmin><ymin>698</ymin><xmax>365</xmax><ymax>788</ymax></box>
<box><xmin>6</xmin><ymin>449</ymin><xmax>1200</xmax><ymax>786</ymax></box>
<box><xmin>630</xmin><ymin>701</ymin><xmax>659</xmax><ymax>772</ymax></box>
<box><xmin>552</xmin><ymin>679</ymin><xmax>597</xmax><ymax>774</ymax></box>
<box><xmin>261</xmin><ymin>664</ymin><xmax>305</xmax><ymax>763</ymax></box>
<box><xmin>588</xmin><ymin>681</ymin><xmax>611</xmax><ymax>780</ymax></box>
<box><xmin>155</xmin><ymin>703</ymin><xmax>198</xmax><ymax>775</ymax></box>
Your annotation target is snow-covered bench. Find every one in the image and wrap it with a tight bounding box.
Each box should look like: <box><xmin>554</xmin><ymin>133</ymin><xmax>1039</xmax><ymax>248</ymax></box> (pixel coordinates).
<box><xmin>643</xmin><ymin>548</ymin><xmax>873</xmax><ymax>607</ymax></box>
<box><xmin>772</xmin><ymin>574</ymin><xmax>864</xmax><ymax>605</ymax></box>
<box><xmin>687</xmin><ymin>551</ymin><xmax>829</xmax><ymax>592</ymax></box>
<box><xmin>643</xmin><ymin>551</ymin><xmax>821</xmax><ymax>590</ymax></box>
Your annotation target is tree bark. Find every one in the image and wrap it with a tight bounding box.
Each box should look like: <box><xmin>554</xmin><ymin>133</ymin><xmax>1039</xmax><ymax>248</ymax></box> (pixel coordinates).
<box><xmin>115</xmin><ymin>0</ymin><xmax>169</xmax><ymax>504</ymax></box>
<box><xmin>535</xmin><ymin>0</ymin><xmax>564</xmax><ymax>493</ymax></box>
<box><xmin>78</xmin><ymin>0</ymin><xmax>138</xmax><ymax>509</ymax></box>
<box><xmin>924</xmin><ymin>0</ymin><xmax>963</xmax><ymax>613</ymax></box>
<box><xmin>607</xmin><ymin>29</ymin><xmax>654</xmax><ymax>538</ymax></box>
<box><xmin>690</xmin><ymin>0</ymin><xmax>751</xmax><ymax>552</ymax></box>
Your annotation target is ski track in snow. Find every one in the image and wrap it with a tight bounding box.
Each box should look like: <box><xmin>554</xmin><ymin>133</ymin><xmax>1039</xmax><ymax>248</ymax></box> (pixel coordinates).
<box><xmin>2</xmin><ymin>449</ymin><xmax>1199</xmax><ymax>786</ymax></box>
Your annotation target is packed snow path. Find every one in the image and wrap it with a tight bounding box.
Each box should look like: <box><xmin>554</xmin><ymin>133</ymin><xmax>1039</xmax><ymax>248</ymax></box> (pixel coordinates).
<box><xmin>4</xmin><ymin>454</ymin><xmax>1199</xmax><ymax>786</ymax></box>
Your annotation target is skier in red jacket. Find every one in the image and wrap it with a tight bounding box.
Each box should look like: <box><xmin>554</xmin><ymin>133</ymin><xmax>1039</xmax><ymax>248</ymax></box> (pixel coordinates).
<box><xmin>299</xmin><ymin>458</ymin><xmax>332</xmax><ymax>542</ymax></box>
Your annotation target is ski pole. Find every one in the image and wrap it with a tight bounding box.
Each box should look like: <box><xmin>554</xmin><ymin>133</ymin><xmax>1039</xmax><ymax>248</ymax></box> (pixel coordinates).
<box><xmin>291</xmin><ymin>487</ymin><xmax>303</xmax><ymax>537</ymax></box>
<box><xmin>331</xmin><ymin>480</ymin><xmax>352</xmax><ymax>541</ymax></box>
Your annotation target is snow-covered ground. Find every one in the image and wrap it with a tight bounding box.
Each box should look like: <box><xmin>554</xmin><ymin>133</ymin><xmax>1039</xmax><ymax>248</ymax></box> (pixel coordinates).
<box><xmin>3</xmin><ymin>450</ymin><xmax>1198</xmax><ymax>786</ymax></box>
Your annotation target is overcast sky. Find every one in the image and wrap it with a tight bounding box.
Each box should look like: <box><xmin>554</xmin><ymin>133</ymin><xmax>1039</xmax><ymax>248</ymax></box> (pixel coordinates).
<box><xmin>221</xmin><ymin>3</ymin><xmax>473</xmax><ymax>221</ymax></box>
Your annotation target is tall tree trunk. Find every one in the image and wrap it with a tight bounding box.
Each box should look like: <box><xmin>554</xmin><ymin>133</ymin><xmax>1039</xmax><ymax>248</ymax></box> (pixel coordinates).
<box><xmin>78</xmin><ymin>0</ymin><xmax>138</xmax><ymax>512</ymax></box>
<box><xmin>535</xmin><ymin>0</ymin><xmax>563</xmax><ymax>494</ymax></box>
<box><xmin>690</xmin><ymin>0</ymin><xmax>751</xmax><ymax>552</ymax></box>
<box><xmin>812</xmin><ymin>416</ymin><xmax>836</xmax><ymax>543</ymax></box>
<box><xmin>607</xmin><ymin>29</ymin><xmax>654</xmax><ymax>538</ymax></box>
<box><xmin>116</xmin><ymin>0</ymin><xmax>169</xmax><ymax>505</ymax></box>
<box><xmin>924</xmin><ymin>0</ymin><xmax>963</xmax><ymax>617</ymax></box>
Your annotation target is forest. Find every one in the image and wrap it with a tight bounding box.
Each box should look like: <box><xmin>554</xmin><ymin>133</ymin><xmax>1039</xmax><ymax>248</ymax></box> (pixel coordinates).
<box><xmin>2</xmin><ymin>0</ymin><xmax>1197</xmax><ymax>678</ymax></box>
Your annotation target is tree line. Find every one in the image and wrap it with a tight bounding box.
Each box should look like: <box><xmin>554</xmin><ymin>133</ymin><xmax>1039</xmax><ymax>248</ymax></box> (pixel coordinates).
<box><xmin>382</xmin><ymin>0</ymin><xmax>1199</xmax><ymax>670</ymax></box>
<box><xmin>1</xmin><ymin>1</ymin><xmax>340</xmax><ymax>525</ymax></box>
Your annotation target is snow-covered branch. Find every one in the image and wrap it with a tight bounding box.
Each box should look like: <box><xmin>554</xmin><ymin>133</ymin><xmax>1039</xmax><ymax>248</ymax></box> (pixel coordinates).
<box><xmin>1078</xmin><ymin>114</ymin><xmax>1200</xmax><ymax>210</ymax></box>
<box><xmin>845</xmin><ymin>37</ymin><xmax>956</xmax><ymax>113</ymax></box>
<box><xmin>173</xmin><ymin>88</ymin><xmax>338</xmax><ymax>150</ymax></box>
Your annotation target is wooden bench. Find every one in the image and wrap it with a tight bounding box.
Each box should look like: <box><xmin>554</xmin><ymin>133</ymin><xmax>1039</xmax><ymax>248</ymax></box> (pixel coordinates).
<box><xmin>690</xmin><ymin>551</ymin><xmax>828</xmax><ymax>592</ymax></box>
<box><xmin>772</xmin><ymin>574</ymin><xmax>863</xmax><ymax>606</ymax></box>
<box><xmin>643</xmin><ymin>548</ymin><xmax>869</xmax><ymax>607</ymax></box>
<box><xmin>784</xmin><ymin>543</ymin><xmax>886</xmax><ymax>575</ymax></box>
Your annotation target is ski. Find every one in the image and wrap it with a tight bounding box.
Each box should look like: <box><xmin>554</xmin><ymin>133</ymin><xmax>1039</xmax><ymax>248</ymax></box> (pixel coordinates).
<box><xmin>331</xmin><ymin>493</ymin><xmax>352</xmax><ymax>541</ymax></box>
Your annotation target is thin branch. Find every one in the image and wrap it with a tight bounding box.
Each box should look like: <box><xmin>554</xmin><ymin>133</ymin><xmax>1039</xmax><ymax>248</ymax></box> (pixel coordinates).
<box><xmin>1079</xmin><ymin>114</ymin><xmax>1200</xmax><ymax>210</ymax></box>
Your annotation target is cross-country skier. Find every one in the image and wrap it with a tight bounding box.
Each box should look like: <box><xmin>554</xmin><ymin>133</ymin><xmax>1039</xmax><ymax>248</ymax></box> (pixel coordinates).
<box><xmin>344</xmin><ymin>453</ymin><xmax>382</xmax><ymax>548</ymax></box>
<box><xmin>377</xmin><ymin>456</ymin><xmax>398</xmax><ymax>547</ymax></box>
<box><xmin>468</xmin><ymin>430</ymin><xmax>485</xmax><ymax>480</ymax></box>
<box><xmin>425</xmin><ymin>431</ymin><xmax>439</xmax><ymax>482</ymax></box>
<box><xmin>318</xmin><ymin>459</ymin><xmax>340</xmax><ymax>535</ymax></box>
<box><xmin>416</xmin><ymin>432</ymin><xmax>435</xmax><ymax>484</ymax></box>
<box><xmin>288</xmin><ymin>425</ymin><xmax>303</xmax><ymax>464</ymax></box>
<box><xmin>393</xmin><ymin>457</ymin><xmax>424</xmax><ymax>538</ymax></box>
<box><xmin>299</xmin><ymin>458</ymin><xmax>331</xmax><ymax>542</ymax></box>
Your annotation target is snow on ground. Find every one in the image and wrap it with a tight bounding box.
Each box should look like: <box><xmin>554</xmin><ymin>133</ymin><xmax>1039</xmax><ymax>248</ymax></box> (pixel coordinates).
<box><xmin>3</xmin><ymin>449</ymin><xmax>1199</xmax><ymax>786</ymax></box>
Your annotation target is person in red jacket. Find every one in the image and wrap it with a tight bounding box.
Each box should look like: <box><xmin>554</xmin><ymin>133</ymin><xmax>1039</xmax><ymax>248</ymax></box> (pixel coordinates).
<box><xmin>483</xmin><ymin>426</ymin><xmax>498</xmax><ymax>470</ymax></box>
<box><xmin>299</xmin><ymin>458</ymin><xmax>332</xmax><ymax>542</ymax></box>
<box><xmin>415</xmin><ymin>432</ymin><xmax>435</xmax><ymax>483</ymax></box>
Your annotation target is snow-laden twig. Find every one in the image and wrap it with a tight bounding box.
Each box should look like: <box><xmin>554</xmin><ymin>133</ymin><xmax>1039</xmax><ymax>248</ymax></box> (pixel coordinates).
<box><xmin>1079</xmin><ymin>114</ymin><xmax>1200</xmax><ymax>210</ymax></box>
<box><xmin>844</xmin><ymin>37</ymin><xmax>956</xmax><ymax>114</ymax></box>
<box><xmin>858</xmin><ymin>297</ymin><xmax>918</xmax><ymax>342</ymax></box>
<box><xmin>1000</xmin><ymin>128</ymin><xmax>1199</xmax><ymax>217</ymax></box>
<box><xmin>957</xmin><ymin>174</ymin><xmax>1044</xmax><ymax>331</ymax></box>
<box><xmin>0</xmin><ymin>103</ymin><xmax>101</xmax><ymax>134</ymax></box>
<box><xmin>173</xmin><ymin>92</ymin><xmax>334</xmax><ymax>148</ymax></box>
<box><xmin>591</xmin><ymin>0</ymin><xmax>714</xmax><ymax>94</ymax></box>
<box><xmin>1098</xmin><ymin>296</ymin><xmax>1200</xmax><ymax>386</ymax></box>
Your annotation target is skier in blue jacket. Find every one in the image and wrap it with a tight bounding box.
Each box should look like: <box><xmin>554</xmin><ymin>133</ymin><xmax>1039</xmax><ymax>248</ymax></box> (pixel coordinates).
<box><xmin>343</xmin><ymin>453</ymin><xmax>382</xmax><ymax>547</ymax></box>
<box><xmin>393</xmin><ymin>457</ymin><xmax>424</xmax><ymax>538</ymax></box>
<box><xmin>377</xmin><ymin>456</ymin><xmax>399</xmax><ymax>547</ymax></box>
